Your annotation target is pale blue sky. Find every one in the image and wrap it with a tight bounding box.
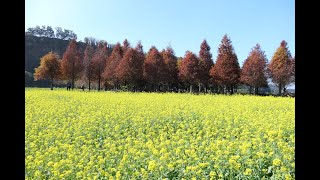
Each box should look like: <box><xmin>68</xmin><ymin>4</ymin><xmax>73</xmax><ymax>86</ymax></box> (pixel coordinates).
<box><xmin>25</xmin><ymin>0</ymin><xmax>295</xmax><ymax>66</ymax></box>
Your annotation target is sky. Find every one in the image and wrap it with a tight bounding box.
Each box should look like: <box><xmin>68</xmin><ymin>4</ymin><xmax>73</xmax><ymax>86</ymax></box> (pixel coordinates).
<box><xmin>25</xmin><ymin>0</ymin><xmax>295</xmax><ymax>67</ymax></box>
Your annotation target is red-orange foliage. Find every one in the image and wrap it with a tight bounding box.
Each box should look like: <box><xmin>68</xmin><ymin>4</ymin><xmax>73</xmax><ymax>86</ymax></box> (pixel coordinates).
<box><xmin>240</xmin><ymin>44</ymin><xmax>268</xmax><ymax>94</ymax></box>
<box><xmin>131</xmin><ymin>41</ymin><xmax>145</xmax><ymax>85</ymax></box>
<box><xmin>103</xmin><ymin>43</ymin><xmax>123</xmax><ymax>89</ymax></box>
<box><xmin>34</xmin><ymin>51</ymin><xmax>61</xmax><ymax>90</ymax></box>
<box><xmin>144</xmin><ymin>46</ymin><xmax>166</xmax><ymax>90</ymax></box>
<box><xmin>161</xmin><ymin>46</ymin><xmax>178</xmax><ymax>85</ymax></box>
<box><xmin>134</xmin><ymin>42</ymin><xmax>146</xmax><ymax>88</ymax></box>
<box><xmin>116</xmin><ymin>42</ymin><xmax>144</xmax><ymax>90</ymax></box>
<box><xmin>83</xmin><ymin>44</ymin><xmax>95</xmax><ymax>90</ymax></box>
<box><xmin>199</xmin><ymin>40</ymin><xmax>214</xmax><ymax>91</ymax></box>
<box><xmin>290</xmin><ymin>56</ymin><xmax>295</xmax><ymax>83</ymax></box>
<box><xmin>61</xmin><ymin>39</ymin><xmax>83</xmax><ymax>89</ymax></box>
<box><xmin>178</xmin><ymin>51</ymin><xmax>200</xmax><ymax>92</ymax></box>
<box><xmin>91</xmin><ymin>42</ymin><xmax>109</xmax><ymax>91</ymax></box>
<box><xmin>122</xmin><ymin>39</ymin><xmax>131</xmax><ymax>55</ymax></box>
<box><xmin>268</xmin><ymin>40</ymin><xmax>293</xmax><ymax>95</ymax></box>
<box><xmin>210</xmin><ymin>34</ymin><xmax>240</xmax><ymax>94</ymax></box>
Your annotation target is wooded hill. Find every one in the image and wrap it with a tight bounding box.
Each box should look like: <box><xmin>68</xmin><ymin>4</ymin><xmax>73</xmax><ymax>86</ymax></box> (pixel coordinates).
<box><xmin>25</xmin><ymin>35</ymin><xmax>87</xmax><ymax>87</ymax></box>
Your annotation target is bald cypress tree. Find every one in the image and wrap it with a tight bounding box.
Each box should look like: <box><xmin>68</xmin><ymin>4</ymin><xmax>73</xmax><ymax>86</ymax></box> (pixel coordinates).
<box><xmin>178</xmin><ymin>51</ymin><xmax>200</xmax><ymax>93</ymax></box>
<box><xmin>61</xmin><ymin>39</ymin><xmax>83</xmax><ymax>89</ymax></box>
<box><xmin>162</xmin><ymin>46</ymin><xmax>178</xmax><ymax>91</ymax></box>
<box><xmin>104</xmin><ymin>43</ymin><xmax>123</xmax><ymax>90</ymax></box>
<box><xmin>268</xmin><ymin>40</ymin><xmax>293</xmax><ymax>95</ymax></box>
<box><xmin>240</xmin><ymin>44</ymin><xmax>268</xmax><ymax>94</ymax></box>
<box><xmin>199</xmin><ymin>39</ymin><xmax>214</xmax><ymax>93</ymax></box>
<box><xmin>210</xmin><ymin>35</ymin><xmax>240</xmax><ymax>94</ymax></box>
<box><xmin>83</xmin><ymin>44</ymin><xmax>95</xmax><ymax>91</ymax></box>
<box><xmin>92</xmin><ymin>42</ymin><xmax>108</xmax><ymax>91</ymax></box>
<box><xmin>144</xmin><ymin>46</ymin><xmax>166</xmax><ymax>91</ymax></box>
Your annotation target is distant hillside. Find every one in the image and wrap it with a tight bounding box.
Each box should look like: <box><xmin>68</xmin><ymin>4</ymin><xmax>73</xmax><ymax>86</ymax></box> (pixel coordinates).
<box><xmin>25</xmin><ymin>35</ymin><xmax>87</xmax><ymax>74</ymax></box>
<box><xmin>25</xmin><ymin>35</ymin><xmax>87</xmax><ymax>87</ymax></box>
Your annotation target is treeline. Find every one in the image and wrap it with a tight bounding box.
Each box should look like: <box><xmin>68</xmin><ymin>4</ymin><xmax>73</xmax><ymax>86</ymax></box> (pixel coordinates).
<box><xmin>34</xmin><ymin>35</ymin><xmax>295</xmax><ymax>96</ymax></box>
<box><xmin>26</xmin><ymin>25</ymin><xmax>77</xmax><ymax>40</ymax></box>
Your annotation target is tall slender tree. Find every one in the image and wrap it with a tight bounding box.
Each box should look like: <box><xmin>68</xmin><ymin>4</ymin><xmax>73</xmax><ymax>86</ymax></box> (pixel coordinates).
<box><xmin>61</xmin><ymin>39</ymin><xmax>83</xmax><ymax>89</ymax></box>
<box><xmin>92</xmin><ymin>42</ymin><xmax>109</xmax><ymax>91</ymax></box>
<box><xmin>290</xmin><ymin>56</ymin><xmax>295</xmax><ymax>83</ymax></box>
<box><xmin>268</xmin><ymin>40</ymin><xmax>293</xmax><ymax>95</ymax></box>
<box><xmin>161</xmin><ymin>46</ymin><xmax>178</xmax><ymax>91</ymax></box>
<box><xmin>240</xmin><ymin>44</ymin><xmax>268</xmax><ymax>94</ymax></box>
<box><xmin>116</xmin><ymin>48</ymin><xmax>134</xmax><ymax>87</ymax></box>
<box><xmin>122</xmin><ymin>39</ymin><xmax>131</xmax><ymax>55</ymax></box>
<box><xmin>144</xmin><ymin>46</ymin><xmax>166</xmax><ymax>91</ymax></box>
<box><xmin>210</xmin><ymin>34</ymin><xmax>240</xmax><ymax>94</ymax></box>
<box><xmin>199</xmin><ymin>40</ymin><xmax>214</xmax><ymax>93</ymax></box>
<box><xmin>103</xmin><ymin>43</ymin><xmax>123</xmax><ymax>90</ymax></box>
<box><xmin>132</xmin><ymin>41</ymin><xmax>145</xmax><ymax>90</ymax></box>
<box><xmin>178</xmin><ymin>51</ymin><xmax>200</xmax><ymax>93</ymax></box>
<box><xmin>116</xmin><ymin>43</ymin><xmax>144</xmax><ymax>91</ymax></box>
<box><xmin>83</xmin><ymin>44</ymin><xmax>95</xmax><ymax>91</ymax></box>
<box><xmin>34</xmin><ymin>52</ymin><xmax>61</xmax><ymax>90</ymax></box>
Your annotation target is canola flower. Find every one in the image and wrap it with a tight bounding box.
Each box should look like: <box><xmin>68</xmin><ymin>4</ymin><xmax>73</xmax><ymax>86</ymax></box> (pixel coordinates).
<box><xmin>25</xmin><ymin>88</ymin><xmax>295</xmax><ymax>179</ymax></box>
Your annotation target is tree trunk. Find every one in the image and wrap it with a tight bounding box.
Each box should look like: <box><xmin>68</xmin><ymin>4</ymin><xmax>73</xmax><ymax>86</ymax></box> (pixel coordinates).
<box><xmin>72</xmin><ymin>62</ymin><xmax>75</xmax><ymax>90</ymax></box>
<box><xmin>88</xmin><ymin>79</ymin><xmax>91</xmax><ymax>91</ymax></box>
<box><xmin>230</xmin><ymin>85</ymin><xmax>234</xmax><ymax>94</ymax></box>
<box><xmin>198</xmin><ymin>83</ymin><xmax>201</xmax><ymax>93</ymax></box>
<box><xmin>72</xmin><ymin>76</ymin><xmax>75</xmax><ymax>90</ymax></box>
<box><xmin>190</xmin><ymin>84</ymin><xmax>193</xmax><ymax>93</ymax></box>
<box><xmin>98</xmin><ymin>76</ymin><xmax>101</xmax><ymax>91</ymax></box>
<box><xmin>50</xmin><ymin>77</ymin><xmax>53</xmax><ymax>90</ymax></box>
<box><xmin>278</xmin><ymin>84</ymin><xmax>282</xmax><ymax>96</ymax></box>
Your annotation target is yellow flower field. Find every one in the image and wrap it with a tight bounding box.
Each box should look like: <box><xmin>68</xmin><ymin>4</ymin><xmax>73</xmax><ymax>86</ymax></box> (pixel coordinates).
<box><xmin>25</xmin><ymin>88</ymin><xmax>295</xmax><ymax>179</ymax></box>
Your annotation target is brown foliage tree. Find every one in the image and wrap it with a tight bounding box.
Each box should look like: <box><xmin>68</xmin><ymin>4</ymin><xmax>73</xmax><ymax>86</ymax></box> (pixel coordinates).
<box><xmin>199</xmin><ymin>39</ymin><xmax>214</xmax><ymax>92</ymax></box>
<box><xmin>210</xmin><ymin>34</ymin><xmax>240</xmax><ymax>94</ymax></box>
<box><xmin>83</xmin><ymin>44</ymin><xmax>95</xmax><ymax>91</ymax></box>
<box><xmin>268</xmin><ymin>40</ymin><xmax>293</xmax><ymax>95</ymax></box>
<box><xmin>178</xmin><ymin>51</ymin><xmax>200</xmax><ymax>93</ymax></box>
<box><xmin>122</xmin><ymin>39</ymin><xmax>131</xmax><ymax>55</ymax></box>
<box><xmin>103</xmin><ymin>43</ymin><xmax>123</xmax><ymax>90</ymax></box>
<box><xmin>161</xmin><ymin>46</ymin><xmax>178</xmax><ymax>91</ymax></box>
<box><xmin>92</xmin><ymin>42</ymin><xmax>109</xmax><ymax>91</ymax></box>
<box><xmin>240</xmin><ymin>44</ymin><xmax>268</xmax><ymax>94</ymax></box>
<box><xmin>144</xmin><ymin>46</ymin><xmax>166</xmax><ymax>91</ymax></box>
<box><xmin>61</xmin><ymin>39</ymin><xmax>83</xmax><ymax>89</ymax></box>
<box><xmin>34</xmin><ymin>51</ymin><xmax>61</xmax><ymax>90</ymax></box>
<box><xmin>131</xmin><ymin>41</ymin><xmax>145</xmax><ymax>89</ymax></box>
<box><xmin>116</xmin><ymin>43</ymin><xmax>144</xmax><ymax>91</ymax></box>
<box><xmin>290</xmin><ymin>56</ymin><xmax>295</xmax><ymax>83</ymax></box>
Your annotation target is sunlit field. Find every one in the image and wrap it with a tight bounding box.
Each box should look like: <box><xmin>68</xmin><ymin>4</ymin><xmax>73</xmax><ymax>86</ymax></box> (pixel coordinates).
<box><xmin>25</xmin><ymin>88</ymin><xmax>294</xmax><ymax>179</ymax></box>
